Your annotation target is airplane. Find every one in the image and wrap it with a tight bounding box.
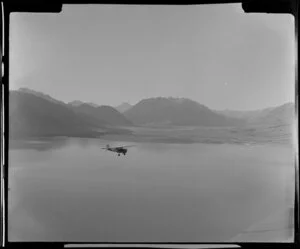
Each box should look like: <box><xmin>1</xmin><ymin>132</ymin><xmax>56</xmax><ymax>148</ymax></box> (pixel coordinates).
<box><xmin>101</xmin><ymin>144</ymin><xmax>135</xmax><ymax>156</ymax></box>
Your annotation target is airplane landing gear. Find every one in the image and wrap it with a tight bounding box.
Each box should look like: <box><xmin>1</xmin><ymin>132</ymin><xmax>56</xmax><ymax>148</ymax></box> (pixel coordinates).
<box><xmin>118</xmin><ymin>154</ymin><xmax>120</xmax><ymax>156</ymax></box>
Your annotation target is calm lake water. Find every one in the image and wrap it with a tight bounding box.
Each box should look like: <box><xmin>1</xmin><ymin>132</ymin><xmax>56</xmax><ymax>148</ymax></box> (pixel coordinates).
<box><xmin>8</xmin><ymin>138</ymin><xmax>295</xmax><ymax>242</ymax></box>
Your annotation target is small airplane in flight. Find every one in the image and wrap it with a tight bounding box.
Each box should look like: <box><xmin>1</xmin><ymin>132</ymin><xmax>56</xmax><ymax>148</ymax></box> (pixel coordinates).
<box><xmin>101</xmin><ymin>144</ymin><xmax>135</xmax><ymax>156</ymax></box>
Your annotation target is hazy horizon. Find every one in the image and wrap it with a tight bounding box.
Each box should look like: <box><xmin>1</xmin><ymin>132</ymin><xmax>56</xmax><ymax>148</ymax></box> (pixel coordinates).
<box><xmin>12</xmin><ymin>86</ymin><xmax>294</xmax><ymax>112</ymax></box>
<box><xmin>10</xmin><ymin>4</ymin><xmax>295</xmax><ymax>111</ymax></box>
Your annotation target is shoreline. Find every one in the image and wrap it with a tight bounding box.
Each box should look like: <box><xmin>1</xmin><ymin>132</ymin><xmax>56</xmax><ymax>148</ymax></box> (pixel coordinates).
<box><xmin>9</xmin><ymin>123</ymin><xmax>294</xmax><ymax>148</ymax></box>
<box><xmin>9</xmin><ymin>134</ymin><xmax>293</xmax><ymax>149</ymax></box>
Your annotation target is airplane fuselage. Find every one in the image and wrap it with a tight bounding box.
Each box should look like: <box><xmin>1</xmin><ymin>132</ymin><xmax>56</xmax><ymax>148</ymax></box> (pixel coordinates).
<box><xmin>108</xmin><ymin>147</ymin><xmax>127</xmax><ymax>156</ymax></box>
<box><xmin>103</xmin><ymin>144</ymin><xmax>133</xmax><ymax>156</ymax></box>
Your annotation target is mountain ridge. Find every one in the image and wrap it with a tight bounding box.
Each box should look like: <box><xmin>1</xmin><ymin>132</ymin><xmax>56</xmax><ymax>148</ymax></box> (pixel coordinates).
<box><xmin>123</xmin><ymin>97</ymin><xmax>246</xmax><ymax>127</ymax></box>
<box><xmin>216</xmin><ymin>102</ymin><xmax>295</xmax><ymax>126</ymax></box>
<box><xmin>68</xmin><ymin>103</ymin><xmax>132</xmax><ymax>127</ymax></box>
<box><xmin>10</xmin><ymin>88</ymin><xmax>294</xmax><ymax>139</ymax></box>
<box><xmin>9</xmin><ymin>90</ymin><xmax>105</xmax><ymax>138</ymax></box>
<box><xmin>9</xmin><ymin>89</ymin><xmax>132</xmax><ymax>138</ymax></box>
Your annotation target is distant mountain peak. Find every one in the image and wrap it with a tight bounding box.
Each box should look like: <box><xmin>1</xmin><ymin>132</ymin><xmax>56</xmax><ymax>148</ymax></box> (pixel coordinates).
<box><xmin>124</xmin><ymin>96</ymin><xmax>242</xmax><ymax>127</ymax></box>
<box><xmin>137</xmin><ymin>96</ymin><xmax>208</xmax><ymax>109</ymax></box>
<box><xmin>69</xmin><ymin>100</ymin><xmax>85</xmax><ymax>106</ymax></box>
<box><xmin>18</xmin><ymin>87</ymin><xmax>32</xmax><ymax>92</ymax></box>
<box><xmin>87</xmin><ymin>102</ymin><xmax>99</xmax><ymax>108</ymax></box>
<box><xmin>68</xmin><ymin>102</ymin><xmax>132</xmax><ymax>126</ymax></box>
<box><xmin>69</xmin><ymin>100</ymin><xmax>99</xmax><ymax>108</ymax></box>
<box><xmin>19</xmin><ymin>87</ymin><xmax>48</xmax><ymax>97</ymax></box>
<box><xmin>216</xmin><ymin>102</ymin><xmax>295</xmax><ymax>126</ymax></box>
<box><xmin>167</xmin><ymin>96</ymin><xmax>188</xmax><ymax>101</ymax></box>
<box><xmin>115</xmin><ymin>102</ymin><xmax>132</xmax><ymax>113</ymax></box>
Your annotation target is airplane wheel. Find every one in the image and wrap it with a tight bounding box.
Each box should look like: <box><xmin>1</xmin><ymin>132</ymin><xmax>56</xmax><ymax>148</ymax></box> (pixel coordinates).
<box><xmin>118</xmin><ymin>154</ymin><xmax>120</xmax><ymax>156</ymax></box>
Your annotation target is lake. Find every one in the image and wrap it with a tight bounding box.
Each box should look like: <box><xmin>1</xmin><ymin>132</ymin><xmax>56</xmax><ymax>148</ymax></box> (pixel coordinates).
<box><xmin>8</xmin><ymin>138</ymin><xmax>295</xmax><ymax>242</ymax></box>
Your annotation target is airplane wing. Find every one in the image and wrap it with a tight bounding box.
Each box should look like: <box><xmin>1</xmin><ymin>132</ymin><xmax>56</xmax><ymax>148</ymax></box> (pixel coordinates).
<box><xmin>119</xmin><ymin>145</ymin><xmax>135</xmax><ymax>148</ymax></box>
<box><xmin>101</xmin><ymin>145</ymin><xmax>135</xmax><ymax>149</ymax></box>
<box><xmin>104</xmin><ymin>146</ymin><xmax>120</xmax><ymax>150</ymax></box>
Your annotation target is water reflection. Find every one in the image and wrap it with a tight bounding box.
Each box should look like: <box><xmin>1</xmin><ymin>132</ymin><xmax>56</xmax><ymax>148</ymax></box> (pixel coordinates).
<box><xmin>9</xmin><ymin>137</ymin><xmax>70</xmax><ymax>152</ymax></box>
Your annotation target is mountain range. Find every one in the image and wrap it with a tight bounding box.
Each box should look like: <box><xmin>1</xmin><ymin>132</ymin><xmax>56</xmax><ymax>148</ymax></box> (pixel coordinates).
<box><xmin>9</xmin><ymin>88</ymin><xmax>294</xmax><ymax>138</ymax></box>
<box><xmin>9</xmin><ymin>88</ymin><xmax>131</xmax><ymax>138</ymax></box>
<box><xmin>68</xmin><ymin>103</ymin><xmax>132</xmax><ymax>126</ymax></box>
<box><xmin>10</xmin><ymin>91</ymin><xmax>102</xmax><ymax>138</ymax></box>
<box><xmin>123</xmin><ymin>97</ymin><xmax>246</xmax><ymax>127</ymax></box>
<box><xmin>216</xmin><ymin>102</ymin><xmax>295</xmax><ymax>126</ymax></box>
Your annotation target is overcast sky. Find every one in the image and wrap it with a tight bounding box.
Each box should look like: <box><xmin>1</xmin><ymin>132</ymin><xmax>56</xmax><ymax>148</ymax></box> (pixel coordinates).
<box><xmin>10</xmin><ymin>4</ymin><xmax>295</xmax><ymax>110</ymax></box>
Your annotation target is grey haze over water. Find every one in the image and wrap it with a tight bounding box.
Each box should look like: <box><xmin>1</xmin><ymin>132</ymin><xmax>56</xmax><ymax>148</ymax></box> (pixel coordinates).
<box><xmin>9</xmin><ymin>138</ymin><xmax>294</xmax><ymax>242</ymax></box>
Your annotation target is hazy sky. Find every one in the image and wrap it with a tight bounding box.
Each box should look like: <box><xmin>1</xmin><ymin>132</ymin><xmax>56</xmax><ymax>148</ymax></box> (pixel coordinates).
<box><xmin>10</xmin><ymin>4</ymin><xmax>295</xmax><ymax>110</ymax></box>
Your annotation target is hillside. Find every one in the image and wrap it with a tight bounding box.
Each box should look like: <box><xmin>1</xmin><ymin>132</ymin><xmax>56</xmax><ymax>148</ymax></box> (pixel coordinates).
<box><xmin>216</xmin><ymin>103</ymin><xmax>295</xmax><ymax>126</ymax></box>
<box><xmin>9</xmin><ymin>91</ymin><xmax>105</xmax><ymax>138</ymax></box>
<box><xmin>16</xmin><ymin>88</ymin><xmax>131</xmax><ymax>126</ymax></box>
<box><xmin>69</xmin><ymin>103</ymin><xmax>132</xmax><ymax>126</ymax></box>
<box><xmin>68</xmin><ymin>100</ymin><xmax>85</xmax><ymax>107</ymax></box>
<box><xmin>123</xmin><ymin>97</ymin><xmax>245</xmax><ymax>127</ymax></box>
<box><xmin>19</xmin><ymin>87</ymin><xmax>66</xmax><ymax>106</ymax></box>
<box><xmin>69</xmin><ymin>100</ymin><xmax>99</xmax><ymax>108</ymax></box>
<box><xmin>248</xmin><ymin>103</ymin><xmax>295</xmax><ymax>126</ymax></box>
